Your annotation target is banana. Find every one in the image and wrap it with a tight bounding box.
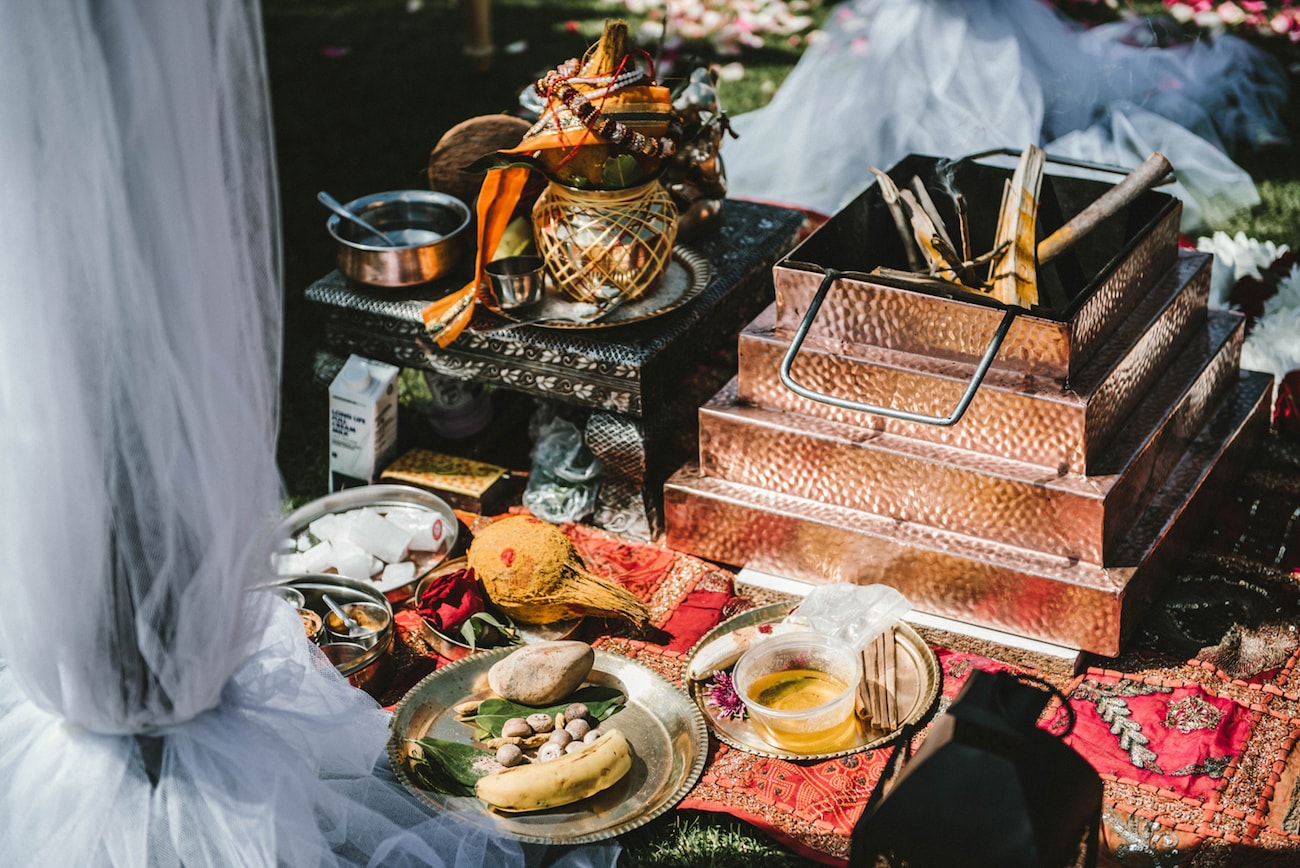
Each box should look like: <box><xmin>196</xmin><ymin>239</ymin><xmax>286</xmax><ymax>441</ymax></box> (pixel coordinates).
<box><xmin>474</xmin><ymin>729</ymin><xmax>632</xmax><ymax>812</ymax></box>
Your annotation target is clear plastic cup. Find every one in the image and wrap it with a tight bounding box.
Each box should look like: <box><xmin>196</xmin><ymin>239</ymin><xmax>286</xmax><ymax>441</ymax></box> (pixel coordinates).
<box><xmin>733</xmin><ymin>632</ymin><xmax>862</xmax><ymax>754</ymax></box>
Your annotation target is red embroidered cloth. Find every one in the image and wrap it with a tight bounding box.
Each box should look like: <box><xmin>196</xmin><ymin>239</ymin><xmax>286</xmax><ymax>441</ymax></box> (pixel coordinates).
<box><xmin>384</xmin><ymin>434</ymin><xmax>1300</xmax><ymax>865</ymax></box>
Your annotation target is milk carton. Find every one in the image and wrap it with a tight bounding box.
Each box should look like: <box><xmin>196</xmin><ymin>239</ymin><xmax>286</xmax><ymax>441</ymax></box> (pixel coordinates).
<box><xmin>328</xmin><ymin>354</ymin><xmax>399</xmax><ymax>491</ymax></box>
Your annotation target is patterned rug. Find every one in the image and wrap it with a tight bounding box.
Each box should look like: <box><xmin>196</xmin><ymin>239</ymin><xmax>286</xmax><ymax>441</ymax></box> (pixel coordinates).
<box><xmin>382</xmin><ymin>432</ymin><xmax>1300</xmax><ymax>866</ymax></box>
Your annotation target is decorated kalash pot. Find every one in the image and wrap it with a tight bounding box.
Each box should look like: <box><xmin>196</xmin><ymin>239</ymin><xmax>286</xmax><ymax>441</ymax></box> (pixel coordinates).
<box><xmin>420</xmin><ymin>20</ymin><xmax>682</xmax><ymax>346</ymax></box>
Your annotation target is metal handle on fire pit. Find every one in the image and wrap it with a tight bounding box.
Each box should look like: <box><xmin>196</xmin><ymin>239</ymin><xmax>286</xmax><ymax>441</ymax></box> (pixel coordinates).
<box><xmin>778</xmin><ymin>268</ymin><xmax>1016</xmax><ymax>427</ymax></box>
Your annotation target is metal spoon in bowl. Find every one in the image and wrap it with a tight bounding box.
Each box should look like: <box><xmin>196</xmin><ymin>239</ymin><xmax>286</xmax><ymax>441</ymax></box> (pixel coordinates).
<box><xmin>317</xmin><ymin>191</ymin><xmax>399</xmax><ymax>247</ymax></box>
<box><xmin>322</xmin><ymin>593</ymin><xmax>363</xmax><ymax>637</ymax></box>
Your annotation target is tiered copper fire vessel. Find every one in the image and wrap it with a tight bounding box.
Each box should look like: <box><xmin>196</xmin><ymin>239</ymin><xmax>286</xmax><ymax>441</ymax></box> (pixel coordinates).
<box><xmin>664</xmin><ymin>153</ymin><xmax>1273</xmax><ymax>657</ymax></box>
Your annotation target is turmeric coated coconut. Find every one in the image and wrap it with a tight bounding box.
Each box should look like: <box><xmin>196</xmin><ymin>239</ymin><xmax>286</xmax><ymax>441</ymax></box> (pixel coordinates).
<box><xmin>466</xmin><ymin>515</ymin><xmax>650</xmax><ymax>626</ymax></box>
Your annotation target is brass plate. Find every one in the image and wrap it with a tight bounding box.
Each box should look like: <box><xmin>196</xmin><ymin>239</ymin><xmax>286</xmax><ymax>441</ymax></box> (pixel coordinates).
<box><xmin>485</xmin><ymin>246</ymin><xmax>712</xmax><ymax>330</ymax></box>
<box><xmin>388</xmin><ymin>648</ymin><xmax>709</xmax><ymax>844</ymax></box>
<box><xmin>683</xmin><ymin>602</ymin><xmax>941</xmax><ymax>761</ymax></box>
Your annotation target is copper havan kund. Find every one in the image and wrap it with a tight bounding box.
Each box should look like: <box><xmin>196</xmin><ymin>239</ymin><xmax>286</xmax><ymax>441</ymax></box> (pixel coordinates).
<box><xmin>664</xmin><ymin>153</ymin><xmax>1272</xmax><ymax>656</ymax></box>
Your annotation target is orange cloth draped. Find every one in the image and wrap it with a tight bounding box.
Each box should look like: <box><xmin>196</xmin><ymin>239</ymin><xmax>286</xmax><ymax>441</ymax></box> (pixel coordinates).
<box><xmin>420</xmin><ymin>166</ymin><xmax>529</xmax><ymax>347</ymax></box>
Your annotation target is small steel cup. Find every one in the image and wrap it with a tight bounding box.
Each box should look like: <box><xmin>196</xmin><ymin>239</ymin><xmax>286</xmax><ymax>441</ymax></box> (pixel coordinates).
<box><xmin>320</xmin><ymin>641</ymin><xmax>369</xmax><ymax>671</ymax></box>
<box><xmin>324</xmin><ymin>601</ymin><xmax>390</xmax><ymax>649</ymax></box>
<box><xmin>485</xmin><ymin>255</ymin><xmax>545</xmax><ymax>309</ymax></box>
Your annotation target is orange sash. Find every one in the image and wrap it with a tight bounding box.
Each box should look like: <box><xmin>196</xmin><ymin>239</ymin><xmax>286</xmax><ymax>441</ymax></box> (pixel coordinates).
<box><xmin>419</xmin><ymin>165</ymin><xmax>529</xmax><ymax>347</ymax></box>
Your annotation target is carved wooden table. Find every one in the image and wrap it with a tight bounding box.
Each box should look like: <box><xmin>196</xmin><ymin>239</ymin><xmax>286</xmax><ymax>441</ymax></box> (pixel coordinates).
<box><xmin>305</xmin><ymin>199</ymin><xmax>805</xmax><ymax>538</ymax></box>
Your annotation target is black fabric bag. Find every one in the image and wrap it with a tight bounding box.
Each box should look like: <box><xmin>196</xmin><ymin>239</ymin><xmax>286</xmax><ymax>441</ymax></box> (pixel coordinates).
<box><xmin>850</xmin><ymin>669</ymin><xmax>1101</xmax><ymax>868</ymax></box>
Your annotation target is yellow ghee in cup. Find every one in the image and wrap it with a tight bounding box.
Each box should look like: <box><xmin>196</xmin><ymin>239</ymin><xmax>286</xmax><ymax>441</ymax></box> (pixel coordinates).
<box><xmin>746</xmin><ymin>668</ymin><xmax>860</xmax><ymax>753</ymax></box>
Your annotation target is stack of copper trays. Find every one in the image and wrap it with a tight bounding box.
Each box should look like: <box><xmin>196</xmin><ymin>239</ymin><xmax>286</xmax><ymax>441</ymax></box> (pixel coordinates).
<box><xmin>664</xmin><ymin>153</ymin><xmax>1273</xmax><ymax>657</ymax></box>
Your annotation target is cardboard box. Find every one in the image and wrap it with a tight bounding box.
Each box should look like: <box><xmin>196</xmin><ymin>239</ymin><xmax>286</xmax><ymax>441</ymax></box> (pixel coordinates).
<box><xmin>329</xmin><ymin>354</ymin><xmax>400</xmax><ymax>491</ymax></box>
<box><xmin>381</xmin><ymin>448</ymin><xmax>511</xmax><ymax>514</ymax></box>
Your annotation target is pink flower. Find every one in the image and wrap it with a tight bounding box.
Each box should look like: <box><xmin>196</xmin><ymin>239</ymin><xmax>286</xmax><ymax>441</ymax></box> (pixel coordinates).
<box><xmin>1216</xmin><ymin>2</ymin><xmax>1247</xmax><ymax>24</ymax></box>
<box><xmin>705</xmin><ymin>671</ymin><xmax>747</xmax><ymax>720</ymax></box>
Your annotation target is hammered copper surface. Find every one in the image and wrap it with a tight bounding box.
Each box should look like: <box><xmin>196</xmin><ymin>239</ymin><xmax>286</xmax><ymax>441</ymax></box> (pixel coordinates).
<box><xmin>700</xmin><ymin>383</ymin><xmax>1105</xmax><ymax>560</ymax></box>
<box><xmin>741</xmin><ymin>311</ymin><xmax>1087</xmax><ymax>468</ymax></box>
<box><xmin>701</xmin><ymin>310</ymin><xmax>1242</xmax><ymax>562</ymax></box>
<box><xmin>665</xmin><ymin>373</ymin><xmax>1271</xmax><ymax>655</ymax></box>
<box><xmin>738</xmin><ymin>288</ymin><xmax>1214</xmax><ymax>475</ymax></box>
<box><xmin>1070</xmin><ymin>253</ymin><xmax>1210</xmax><ymax>454</ymax></box>
<box><xmin>773</xmin><ymin>195</ymin><xmax>1181</xmax><ymax>380</ymax></box>
<box><xmin>749</xmin><ymin>252</ymin><xmax>1211</xmax><ymax>472</ymax></box>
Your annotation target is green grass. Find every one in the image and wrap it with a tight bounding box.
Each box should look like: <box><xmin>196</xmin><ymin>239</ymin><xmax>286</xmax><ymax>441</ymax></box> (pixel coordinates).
<box><xmin>618</xmin><ymin>812</ymin><xmax>815</xmax><ymax>867</ymax></box>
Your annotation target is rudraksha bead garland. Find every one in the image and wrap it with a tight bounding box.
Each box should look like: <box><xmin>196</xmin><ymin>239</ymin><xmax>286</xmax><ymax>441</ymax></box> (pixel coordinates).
<box><xmin>534</xmin><ymin>58</ymin><xmax>679</xmax><ymax>160</ymax></box>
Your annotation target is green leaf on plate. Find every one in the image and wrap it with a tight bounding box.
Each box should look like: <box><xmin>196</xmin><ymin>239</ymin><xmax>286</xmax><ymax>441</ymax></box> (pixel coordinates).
<box><xmin>459</xmin><ymin>611</ymin><xmax>522</xmax><ymax>651</ymax></box>
<box><xmin>405</xmin><ymin>736</ymin><xmax>493</xmax><ymax>797</ymax></box>
<box><xmin>472</xmin><ymin>686</ymin><xmax>626</xmax><ymax>738</ymax></box>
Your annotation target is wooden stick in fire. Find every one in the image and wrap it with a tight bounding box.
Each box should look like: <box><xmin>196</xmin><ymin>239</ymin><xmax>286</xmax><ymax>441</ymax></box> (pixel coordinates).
<box><xmin>1037</xmin><ymin>151</ymin><xmax>1174</xmax><ymax>265</ymax></box>
<box><xmin>899</xmin><ymin>188</ymin><xmax>962</xmax><ymax>281</ymax></box>
<box><xmin>870</xmin><ymin>167</ymin><xmax>926</xmax><ymax>273</ymax></box>
<box><xmin>908</xmin><ymin>176</ymin><xmax>958</xmax><ymax>262</ymax></box>
<box><xmin>955</xmin><ymin>191</ymin><xmax>971</xmax><ymax>265</ymax></box>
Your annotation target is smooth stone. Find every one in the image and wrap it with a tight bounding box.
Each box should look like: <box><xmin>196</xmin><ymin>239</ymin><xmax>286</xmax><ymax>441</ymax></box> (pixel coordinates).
<box><xmin>488</xmin><ymin>640</ymin><xmax>595</xmax><ymax>706</ymax></box>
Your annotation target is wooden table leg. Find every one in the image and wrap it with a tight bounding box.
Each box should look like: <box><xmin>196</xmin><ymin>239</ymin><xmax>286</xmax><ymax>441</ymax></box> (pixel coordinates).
<box><xmin>458</xmin><ymin>0</ymin><xmax>493</xmax><ymax>73</ymax></box>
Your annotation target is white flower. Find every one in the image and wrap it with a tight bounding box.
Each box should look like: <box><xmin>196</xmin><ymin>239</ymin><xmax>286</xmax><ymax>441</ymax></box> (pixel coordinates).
<box><xmin>1262</xmin><ymin>263</ymin><xmax>1300</xmax><ymax>319</ymax></box>
<box><xmin>1193</xmin><ymin>10</ymin><xmax>1228</xmax><ymax>33</ymax></box>
<box><xmin>1242</xmin><ymin>307</ymin><xmax>1300</xmax><ymax>383</ymax></box>
<box><xmin>1196</xmin><ymin>231</ymin><xmax>1290</xmax><ymax>309</ymax></box>
<box><xmin>715</xmin><ymin>61</ymin><xmax>746</xmax><ymax>82</ymax></box>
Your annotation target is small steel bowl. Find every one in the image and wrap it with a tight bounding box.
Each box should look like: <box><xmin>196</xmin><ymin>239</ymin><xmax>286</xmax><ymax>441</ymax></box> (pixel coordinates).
<box><xmin>283</xmin><ymin>574</ymin><xmax>395</xmax><ymax>694</ymax></box>
<box><xmin>328</xmin><ymin>190</ymin><xmax>472</xmax><ymax>287</ymax></box>
<box><xmin>298</xmin><ymin>607</ymin><xmax>324</xmax><ymax>643</ymax></box>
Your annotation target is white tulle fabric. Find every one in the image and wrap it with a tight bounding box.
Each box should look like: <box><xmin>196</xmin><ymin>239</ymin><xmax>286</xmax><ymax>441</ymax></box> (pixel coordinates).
<box><xmin>725</xmin><ymin>0</ymin><xmax>1289</xmax><ymax>231</ymax></box>
<box><xmin>0</xmin><ymin>3</ymin><xmax>616</xmax><ymax>866</ymax></box>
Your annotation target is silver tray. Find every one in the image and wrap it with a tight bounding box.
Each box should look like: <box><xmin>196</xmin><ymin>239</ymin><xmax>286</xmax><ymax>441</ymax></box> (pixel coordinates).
<box><xmin>683</xmin><ymin>602</ymin><xmax>941</xmax><ymax>761</ymax></box>
<box><xmin>483</xmin><ymin>246</ymin><xmax>711</xmax><ymax>330</ymax></box>
<box><xmin>388</xmin><ymin>648</ymin><xmax>708</xmax><ymax>844</ymax></box>
<box><xmin>275</xmin><ymin>484</ymin><xmax>459</xmax><ymax>600</ymax></box>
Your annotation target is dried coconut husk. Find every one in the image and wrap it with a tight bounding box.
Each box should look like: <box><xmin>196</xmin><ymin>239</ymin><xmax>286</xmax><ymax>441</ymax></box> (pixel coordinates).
<box><xmin>428</xmin><ymin>114</ymin><xmax>532</xmax><ymax>206</ymax></box>
<box><xmin>466</xmin><ymin>515</ymin><xmax>651</xmax><ymax>626</ymax></box>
